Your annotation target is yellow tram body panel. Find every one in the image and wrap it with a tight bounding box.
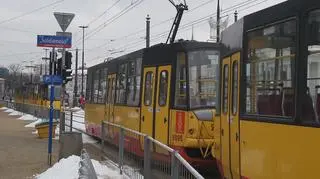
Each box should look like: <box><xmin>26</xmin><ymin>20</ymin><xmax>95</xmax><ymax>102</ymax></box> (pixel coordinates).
<box><xmin>170</xmin><ymin>109</ymin><xmax>215</xmax><ymax>148</ymax></box>
<box><xmin>239</xmin><ymin>120</ymin><xmax>320</xmax><ymax>179</ymax></box>
<box><xmin>113</xmin><ymin>105</ymin><xmax>140</xmax><ymax>132</ymax></box>
<box><xmin>85</xmin><ymin>103</ymin><xmax>105</xmax><ymax>125</ymax></box>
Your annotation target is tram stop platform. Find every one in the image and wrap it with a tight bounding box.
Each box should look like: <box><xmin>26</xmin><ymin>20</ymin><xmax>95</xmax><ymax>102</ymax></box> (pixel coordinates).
<box><xmin>0</xmin><ymin>110</ymin><xmax>59</xmax><ymax>179</ymax></box>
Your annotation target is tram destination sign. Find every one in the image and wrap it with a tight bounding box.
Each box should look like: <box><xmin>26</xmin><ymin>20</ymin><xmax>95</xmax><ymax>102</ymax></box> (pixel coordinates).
<box><xmin>37</xmin><ymin>35</ymin><xmax>72</xmax><ymax>48</ymax></box>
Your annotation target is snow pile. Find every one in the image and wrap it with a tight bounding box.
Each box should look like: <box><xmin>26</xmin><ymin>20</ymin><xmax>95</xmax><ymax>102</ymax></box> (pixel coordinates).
<box><xmin>35</xmin><ymin>155</ymin><xmax>80</xmax><ymax>179</ymax></box>
<box><xmin>4</xmin><ymin>109</ymin><xmax>14</xmax><ymax>113</ymax></box>
<box><xmin>82</xmin><ymin>135</ymin><xmax>96</xmax><ymax>144</ymax></box>
<box><xmin>0</xmin><ymin>107</ymin><xmax>8</xmax><ymax>110</ymax></box>
<box><xmin>92</xmin><ymin>159</ymin><xmax>129</xmax><ymax>179</ymax></box>
<box><xmin>35</xmin><ymin>155</ymin><xmax>129</xmax><ymax>179</ymax></box>
<box><xmin>9</xmin><ymin>111</ymin><xmax>22</xmax><ymax>116</ymax></box>
<box><xmin>18</xmin><ymin>114</ymin><xmax>36</xmax><ymax>121</ymax></box>
<box><xmin>25</xmin><ymin>119</ymin><xmax>42</xmax><ymax>128</ymax></box>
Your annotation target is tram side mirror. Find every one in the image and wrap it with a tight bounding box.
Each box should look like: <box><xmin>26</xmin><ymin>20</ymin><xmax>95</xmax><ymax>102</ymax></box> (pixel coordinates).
<box><xmin>308</xmin><ymin>22</ymin><xmax>320</xmax><ymax>46</ymax></box>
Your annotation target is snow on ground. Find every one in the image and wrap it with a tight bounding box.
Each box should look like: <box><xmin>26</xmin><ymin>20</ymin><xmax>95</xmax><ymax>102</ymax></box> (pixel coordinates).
<box><xmin>8</xmin><ymin>110</ymin><xmax>22</xmax><ymax>116</ymax></box>
<box><xmin>35</xmin><ymin>155</ymin><xmax>80</xmax><ymax>179</ymax></box>
<box><xmin>4</xmin><ymin>109</ymin><xmax>14</xmax><ymax>113</ymax></box>
<box><xmin>35</xmin><ymin>155</ymin><xmax>129</xmax><ymax>179</ymax></box>
<box><xmin>18</xmin><ymin>114</ymin><xmax>37</xmax><ymax>121</ymax></box>
<box><xmin>0</xmin><ymin>107</ymin><xmax>8</xmax><ymax>110</ymax></box>
<box><xmin>25</xmin><ymin>119</ymin><xmax>43</xmax><ymax>128</ymax></box>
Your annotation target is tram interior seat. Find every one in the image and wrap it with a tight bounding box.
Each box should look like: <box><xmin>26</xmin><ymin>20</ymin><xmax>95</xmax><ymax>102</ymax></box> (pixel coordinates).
<box><xmin>301</xmin><ymin>90</ymin><xmax>316</xmax><ymax>123</ymax></box>
<box><xmin>282</xmin><ymin>87</ymin><xmax>295</xmax><ymax>117</ymax></box>
<box><xmin>257</xmin><ymin>89</ymin><xmax>282</xmax><ymax>115</ymax></box>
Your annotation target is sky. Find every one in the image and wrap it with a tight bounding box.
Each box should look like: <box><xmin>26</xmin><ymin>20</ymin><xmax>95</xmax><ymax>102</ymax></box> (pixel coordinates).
<box><xmin>0</xmin><ymin>0</ymin><xmax>286</xmax><ymax>72</ymax></box>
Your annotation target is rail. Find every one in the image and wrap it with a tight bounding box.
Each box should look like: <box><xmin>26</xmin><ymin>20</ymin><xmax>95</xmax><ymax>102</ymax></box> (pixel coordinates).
<box><xmin>4</xmin><ymin>101</ymin><xmax>205</xmax><ymax>179</ymax></box>
<box><xmin>102</xmin><ymin>120</ymin><xmax>205</xmax><ymax>179</ymax></box>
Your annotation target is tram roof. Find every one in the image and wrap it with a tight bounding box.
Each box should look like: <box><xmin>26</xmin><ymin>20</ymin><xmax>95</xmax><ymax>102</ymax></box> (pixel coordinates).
<box><xmin>221</xmin><ymin>0</ymin><xmax>320</xmax><ymax>56</ymax></box>
<box><xmin>87</xmin><ymin>40</ymin><xmax>220</xmax><ymax>71</ymax></box>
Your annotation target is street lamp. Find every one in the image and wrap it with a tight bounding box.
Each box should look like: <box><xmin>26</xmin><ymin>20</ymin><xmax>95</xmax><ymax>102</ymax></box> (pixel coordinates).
<box><xmin>79</xmin><ymin>25</ymin><xmax>88</xmax><ymax>96</ymax></box>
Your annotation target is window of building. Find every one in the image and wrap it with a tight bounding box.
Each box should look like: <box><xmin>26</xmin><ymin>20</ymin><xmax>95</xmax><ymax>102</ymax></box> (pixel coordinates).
<box><xmin>158</xmin><ymin>70</ymin><xmax>169</xmax><ymax>106</ymax></box>
<box><xmin>127</xmin><ymin>58</ymin><xmax>142</xmax><ymax>106</ymax></box>
<box><xmin>144</xmin><ymin>72</ymin><xmax>153</xmax><ymax>106</ymax></box>
<box><xmin>116</xmin><ymin>63</ymin><xmax>127</xmax><ymax>104</ymax></box>
<box><xmin>246</xmin><ymin>19</ymin><xmax>296</xmax><ymax>118</ymax></box>
<box><xmin>188</xmin><ymin>50</ymin><xmax>219</xmax><ymax>109</ymax></box>
<box><xmin>174</xmin><ymin>52</ymin><xmax>187</xmax><ymax>108</ymax></box>
<box><xmin>305</xmin><ymin>10</ymin><xmax>320</xmax><ymax>124</ymax></box>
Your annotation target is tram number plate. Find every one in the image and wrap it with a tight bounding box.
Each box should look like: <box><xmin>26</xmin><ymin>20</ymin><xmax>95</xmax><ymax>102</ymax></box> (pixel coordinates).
<box><xmin>172</xmin><ymin>134</ymin><xmax>183</xmax><ymax>142</ymax></box>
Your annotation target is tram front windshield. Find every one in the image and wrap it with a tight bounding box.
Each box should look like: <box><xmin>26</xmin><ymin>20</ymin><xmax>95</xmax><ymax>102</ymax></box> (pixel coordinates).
<box><xmin>188</xmin><ymin>50</ymin><xmax>219</xmax><ymax>109</ymax></box>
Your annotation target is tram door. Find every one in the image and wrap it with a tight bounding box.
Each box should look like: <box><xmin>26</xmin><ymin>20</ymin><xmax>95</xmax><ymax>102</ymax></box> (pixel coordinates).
<box><xmin>220</xmin><ymin>52</ymin><xmax>240</xmax><ymax>179</ymax></box>
<box><xmin>105</xmin><ymin>74</ymin><xmax>116</xmax><ymax>123</ymax></box>
<box><xmin>141</xmin><ymin>65</ymin><xmax>171</xmax><ymax>147</ymax></box>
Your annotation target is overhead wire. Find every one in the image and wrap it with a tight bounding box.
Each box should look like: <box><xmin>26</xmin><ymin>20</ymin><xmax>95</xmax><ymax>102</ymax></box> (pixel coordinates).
<box><xmin>87</xmin><ymin>0</ymin><xmax>121</xmax><ymax>26</ymax></box>
<box><xmin>0</xmin><ymin>0</ymin><xmax>65</xmax><ymax>25</ymax></box>
<box><xmin>73</xmin><ymin>0</ymin><xmax>145</xmax><ymax>46</ymax></box>
<box><xmin>112</xmin><ymin>0</ymin><xmax>263</xmax><ymax>53</ymax></box>
<box><xmin>82</xmin><ymin>0</ymin><xmax>215</xmax><ymax>55</ymax></box>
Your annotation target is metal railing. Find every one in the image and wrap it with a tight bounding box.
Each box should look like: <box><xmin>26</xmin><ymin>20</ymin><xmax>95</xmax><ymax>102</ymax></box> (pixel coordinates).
<box><xmin>4</xmin><ymin>102</ymin><xmax>205</xmax><ymax>179</ymax></box>
<box><xmin>3</xmin><ymin>101</ymin><xmax>61</xmax><ymax>120</ymax></box>
<box><xmin>101</xmin><ymin>121</ymin><xmax>205</xmax><ymax>179</ymax></box>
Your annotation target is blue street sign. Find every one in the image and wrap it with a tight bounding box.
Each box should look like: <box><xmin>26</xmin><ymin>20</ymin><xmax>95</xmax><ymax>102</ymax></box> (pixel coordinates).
<box><xmin>37</xmin><ymin>35</ymin><xmax>72</xmax><ymax>48</ymax></box>
<box><xmin>43</xmin><ymin>75</ymin><xmax>63</xmax><ymax>85</ymax></box>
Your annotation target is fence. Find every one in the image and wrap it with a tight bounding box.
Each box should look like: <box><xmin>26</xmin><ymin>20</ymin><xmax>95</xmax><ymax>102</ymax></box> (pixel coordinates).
<box><xmin>4</xmin><ymin>101</ymin><xmax>205</xmax><ymax>179</ymax></box>
<box><xmin>101</xmin><ymin>121</ymin><xmax>205</xmax><ymax>179</ymax></box>
<box><xmin>3</xmin><ymin>101</ymin><xmax>61</xmax><ymax>120</ymax></box>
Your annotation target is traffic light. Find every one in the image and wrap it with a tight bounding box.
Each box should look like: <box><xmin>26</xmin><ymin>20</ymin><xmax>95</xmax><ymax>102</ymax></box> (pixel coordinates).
<box><xmin>56</xmin><ymin>57</ymin><xmax>62</xmax><ymax>75</ymax></box>
<box><xmin>63</xmin><ymin>51</ymin><xmax>73</xmax><ymax>84</ymax></box>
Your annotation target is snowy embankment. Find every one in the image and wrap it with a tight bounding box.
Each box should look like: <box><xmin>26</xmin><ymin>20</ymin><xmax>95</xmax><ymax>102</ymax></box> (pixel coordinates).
<box><xmin>34</xmin><ymin>155</ymin><xmax>129</xmax><ymax>179</ymax></box>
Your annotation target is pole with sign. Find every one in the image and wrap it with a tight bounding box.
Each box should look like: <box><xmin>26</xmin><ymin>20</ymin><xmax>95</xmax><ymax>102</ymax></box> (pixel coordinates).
<box><xmin>42</xmin><ymin>75</ymin><xmax>63</xmax><ymax>165</ymax></box>
<box><xmin>53</xmin><ymin>12</ymin><xmax>74</xmax><ymax>136</ymax></box>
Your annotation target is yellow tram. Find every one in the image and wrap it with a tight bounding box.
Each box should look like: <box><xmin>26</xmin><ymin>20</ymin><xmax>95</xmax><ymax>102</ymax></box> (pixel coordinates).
<box><xmin>213</xmin><ymin>0</ymin><xmax>320</xmax><ymax>178</ymax></box>
<box><xmin>85</xmin><ymin>40</ymin><xmax>220</xmax><ymax>167</ymax></box>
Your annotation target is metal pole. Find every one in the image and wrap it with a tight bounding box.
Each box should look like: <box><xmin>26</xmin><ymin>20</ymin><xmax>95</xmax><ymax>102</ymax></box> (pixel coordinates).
<box><xmin>79</xmin><ymin>25</ymin><xmax>88</xmax><ymax>96</ymax></box>
<box><xmin>60</xmin><ymin>31</ymin><xmax>66</xmax><ymax>133</ymax></box>
<box><xmin>216</xmin><ymin>0</ymin><xmax>220</xmax><ymax>43</ymax></box>
<box><xmin>234</xmin><ymin>10</ymin><xmax>238</xmax><ymax>22</ymax></box>
<box><xmin>73</xmin><ymin>48</ymin><xmax>78</xmax><ymax>107</ymax></box>
<box><xmin>118</xmin><ymin>127</ymin><xmax>124</xmax><ymax>175</ymax></box>
<box><xmin>146</xmin><ymin>15</ymin><xmax>150</xmax><ymax>48</ymax></box>
<box><xmin>48</xmin><ymin>83</ymin><xmax>54</xmax><ymax>166</ymax></box>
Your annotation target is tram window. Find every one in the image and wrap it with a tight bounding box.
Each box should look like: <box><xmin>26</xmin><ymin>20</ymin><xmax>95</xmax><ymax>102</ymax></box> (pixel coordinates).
<box><xmin>144</xmin><ymin>72</ymin><xmax>153</xmax><ymax>106</ymax></box>
<box><xmin>232</xmin><ymin>62</ymin><xmax>238</xmax><ymax>114</ymax></box>
<box><xmin>305</xmin><ymin>10</ymin><xmax>320</xmax><ymax>124</ymax></box>
<box><xmin>158</xmin><ymin>70</ymin><xmax>169</xmax><ymax>106</ymax></box>
<box><xmin>98</xmin><ymin>68</ymin><xmax>107</xmax><ymax>103</ymax></box>
<box><xmin>246</xmin><ymin>19</ymin><xmax>296</xmax><ymax>118</ymax></box>
<box><xmin>223</xmin><ymin>64</ymin><xmax>229</xmax><ymax>113</ymax></box>
<box><xmin>116</xmin><ymin>63</ymin><xmax>128</xmax><ymax>104</ymax></box>
<box><xmin>85</xmin><ymin>73</ymin><xmax>92</xmax><ymax>102</ymax></box>
<box><xmin>97</xmin><ymin>69</ymin><xmax>105</xmax><ymax>103</ymax></box>
<box><xmin>127</xmin><ymin>58</ymin><xmax>142</xmax><ymax>106</ymax></box>
<box><xmin>93</xmin><ymin>70</ymin><xmax>99</xmax><ymax>103</ymax></box>
<box><xmin>174</xmin><ymin>52</ymin><xmax>187</xmax><ymax>108</ymax></box>
<box><xmin>188</xmin><ymin>50</ymin><xmax>219</xmax><ymax>109</ymax></box>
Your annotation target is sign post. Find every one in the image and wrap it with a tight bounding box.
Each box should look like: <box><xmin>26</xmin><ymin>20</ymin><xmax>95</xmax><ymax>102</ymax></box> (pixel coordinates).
<box><xmin>43</xmin><ymin>75</ymin><xmax>63</xmax><ymax>165</ymax></box>
<box><xmin>53</xmin><ymin>12</ymin><xmax>74</xmax><ymax>136</ymax></box>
